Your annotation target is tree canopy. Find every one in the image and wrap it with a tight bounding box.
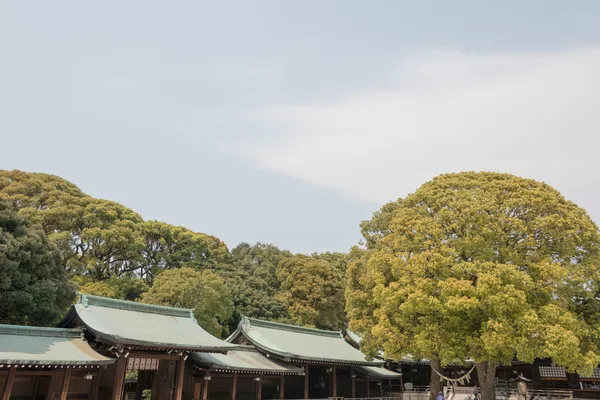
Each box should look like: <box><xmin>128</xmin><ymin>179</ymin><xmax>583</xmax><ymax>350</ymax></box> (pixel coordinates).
<box><xmin>0</xmin><ymin>200</ymin><xmax>75</xmax><ymax>325</ymax></box>
<box><xmin>219</xmin><ymin>243</ymin><xmax>291</xmax><ymax>331</ymax></box>
<box><xmin>0</xmin><ymin>170</ymin><xmax>228</xmax><ymax>284</ymax></box>
<box><xmin>141</xmin><ymin>267</ymin><xmax>234</xmax><ymax>337</ymax></box>
<box><xmin>277</xmin><ymin>253</ymin><xmax>347</xmax><ymax>330</ymax></box>
<box><xmin>346</xmin><ymin>172</ymin><xmax>600</xmax><ymax>400</ymax></box>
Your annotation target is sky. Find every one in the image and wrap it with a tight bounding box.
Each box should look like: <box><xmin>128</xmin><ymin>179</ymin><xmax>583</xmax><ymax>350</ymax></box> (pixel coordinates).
<box><xmin>1</xmin><ymin>1</ymin><xmax>599</xmax><ymax>254</ymax></box>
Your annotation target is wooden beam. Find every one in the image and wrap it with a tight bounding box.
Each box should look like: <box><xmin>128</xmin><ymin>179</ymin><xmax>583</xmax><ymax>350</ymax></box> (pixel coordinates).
<box><xmin>59</xmin><ymin>369</ymin><xmax>72</xmax><ymax>400</ymax></box>
<box><xmin>126</xmin><ymin>352</ymin><xmax>181</xmax><ymax>361</ymax></box>
<box><xmin>1</xmin><ymin>367</ymin><xmax>16</xmax><ymax>400</ymax></box>
<box><xmin>232</xmin><ymin>372</ymin><xmax>238</xmax><ymax>400</ymax></box>
<box><xmin>201</xmin><ymin>378</ymin><xmax>209</xmax><ymax>400</ymax></box>
<box><xmin>6</xmin><ymin>371</ymin><xmax>61</xmax><ymax>377</ymax></box>
<box><xmin>279</xmin><ymin>375</ymin><xmax>284</xmax><ymax>400</ymax></box>
<box><xmin>351</xmin><ymin>374</ymin><xmax>356</xmax><ymax>398</ymax></box>
<box><xmin>303</xmin><ymin>365</ymin><xmax>309</xmax><ymax>400</ymax></box>
<box><xmin>174</xmin><ymin>357</ymin><xmax>186</xmax><ymax>400</ymax></box>
<box><xmin>111</xmin><ymin>357</ymin><xmax>127</xmax><ymax>400</ymax></box>
<box><xmin>331</xmin><ymin>366</ymin><xmax>337</xmax><ymax>398</ymax></box>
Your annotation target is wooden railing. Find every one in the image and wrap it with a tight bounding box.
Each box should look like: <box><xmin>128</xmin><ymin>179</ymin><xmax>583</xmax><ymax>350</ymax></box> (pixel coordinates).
<box><xmin>498</xmin><ymin>389</ymin><xmax>573</xmax><ymax>399</ymax></box>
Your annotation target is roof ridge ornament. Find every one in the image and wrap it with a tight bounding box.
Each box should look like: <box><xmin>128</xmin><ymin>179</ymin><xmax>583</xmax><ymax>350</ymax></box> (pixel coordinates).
<box><xmin>76</xmin><ymin>292</ymin><xmax>195</xmax><ymax>318</ymax></box>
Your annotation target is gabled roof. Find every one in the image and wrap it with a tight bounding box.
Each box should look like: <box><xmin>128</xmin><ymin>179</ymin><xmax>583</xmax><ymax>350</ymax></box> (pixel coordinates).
<box><xmin>0</xmin><ymin>324</ymin><xmax>113</xmax><ymax>366</ymax></box>
<box><xmin>343</xmin><ymin>330</ymin><xmax>362</xmax><ymax>350</ymax></box>
<box><xmin>342</xmin><ymin>330</ymin><xmax>429</xmax><ymax>365</ymax></box>
<box><xmin>191</xmin><ymin>346</ymin><xmax>304</xmax><ymax>375</ymax></box>
<box><xmin>356</xmin><ymin>365</ymin><xmax>402</xmax><ymax>379</ymax></box>
<box><xmin>227</xmin><ymin>317</ymin><xmax>383</xmax><ymax>366</ymax></box>
<box><xmin>60</xmin><ymin>294</ymin><xmax>237</xmax><ymax>353</ymax></box>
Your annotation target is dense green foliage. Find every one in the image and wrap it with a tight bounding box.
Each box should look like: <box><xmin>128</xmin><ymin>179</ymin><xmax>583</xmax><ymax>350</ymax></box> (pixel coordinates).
<box><xmin>0</xmin><ymin>170</ymin><xmax>348</xmax><ymax>334</ymax></box>
<box><xmin>219</xmin><ymin>243</ymin><xmax>292</xmax><ymax>331</ymax></box>
<box><xmin>277</xmin><ymin>253</ymin><xmax>347</xmax><ymax>330</ymax></box>
<box><xmin>141</xmin><ymin>268</ymin><xmax>234</xmax><ymax>337</ymax></box>
<box><xmin>0</xmin><ymin>170</ymin><xmax>228</xmax><ymax>283</ymax></box>
<box><xmin>346</xmin><ymin>172</ymin><xmax>600</xmax><ymax>400</ymax></box>
<box><xmin>0</xmin><ymin>200</ymin><xmax>74</xmax><ymax>325</ymax></box>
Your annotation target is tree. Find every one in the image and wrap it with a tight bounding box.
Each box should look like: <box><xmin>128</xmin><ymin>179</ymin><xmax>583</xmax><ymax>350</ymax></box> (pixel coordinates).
<box><xmin>141</xmin><ymin>268</ymin><xmax>234</xmax><ymax>337</ymax></box>
<box><xmin>0</xmin><ymin>170</ymin><xmax>229</xmax><ymax>283</ymax></box>
<box><xmin>218</xmin><ymin>243</ymin><xmax>291</xmax><ymax>331</ymax></box>
<box><xmin>77</xmin><ymin>276</ymin><xmax>149</xmax><ymax>300</ymax></box>
<box><xmin>277</xmin><ymin>254</ymin><xmax>346</xmax><ymax>330</ymax></box>
<box><xmin>0</xmin><ymin>200</ymin><xmax>75</xmax><ymax>325</ymax></box>
<box><xmin>346</xmin><ymin>172</ymin><xmax>600</xmax><ymax>400</ymax></box>
<box><xmin>136</xmin><ymin>221</ymin><xmax>229</xmax><ymax>284</ymax></box>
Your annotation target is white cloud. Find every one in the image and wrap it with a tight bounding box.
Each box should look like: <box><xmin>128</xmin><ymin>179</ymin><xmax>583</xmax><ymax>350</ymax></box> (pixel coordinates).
<box><xmin>228</xmin><ymin>48</ymin><xmax>600</xmax><ymax>221</ymax></box>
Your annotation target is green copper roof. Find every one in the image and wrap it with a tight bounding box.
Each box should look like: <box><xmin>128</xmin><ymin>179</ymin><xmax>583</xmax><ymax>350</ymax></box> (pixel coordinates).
<box><xmin>191</xmin><ymin>346</ymin><xmax>304</xmax><ymax>374</ymax></box>
<box><xmin>343</xmin><ymin>330</ymin><xmax>362</xmax><ymax>349</ymax></box>
<box><xmin>0</xmin><ymin>324</ymin><xmax>113</xmax><ymax>366</ymax></box>
<box><xmin>228</xmin><ymin>317</ymin><xmax>383</xmax><ymax>366</ymax></box>
<box><xmin>60</xmin><ymin>294</ymin><xmax>237</xmax><ymax>352</ymax></box>
<box><xmin>356</xmin><ymin>365</ymin><xmax>402</xmax><ymax>379</ymax></box>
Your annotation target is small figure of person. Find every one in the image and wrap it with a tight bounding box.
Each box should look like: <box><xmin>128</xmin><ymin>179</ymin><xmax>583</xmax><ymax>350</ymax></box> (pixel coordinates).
<box><xmin>472</xmin><ymin>387</ymin><xmax>479</xmax><ymax>400</ymax></box>
<box><xmin>436</xmin><ymin>391</ymin><xmax>444</xmax><ymax>400</ymax></box>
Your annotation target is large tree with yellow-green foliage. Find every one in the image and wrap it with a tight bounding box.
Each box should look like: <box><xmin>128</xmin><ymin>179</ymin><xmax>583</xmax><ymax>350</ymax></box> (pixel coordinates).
<box><xmin>141</xmin><ymin>268</ymin><xmax>234</xmax><ymax>337</ymax></box>
<box><xmin>346</xmin><ymin>172</ymin><xmax>600</xmax><ymax>400</ymax></box>
<box><xmin>0</xmin><ymin>170</ymin><xmax>228</xmax><ymax>284</ymax></box>
<box><xmin>277</xmin><ymin>253</ymin><xmax>347</xmax><ymax>330</ymax></box>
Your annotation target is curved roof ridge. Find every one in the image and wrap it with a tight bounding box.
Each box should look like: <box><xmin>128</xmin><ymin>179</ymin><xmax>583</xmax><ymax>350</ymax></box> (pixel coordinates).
<box><xmin>0</xmin><ymin>324</ymin><xmax>82</xmax><ymax>338</ymax></box>
<box><xmin>78</xmin><ymin>293</ymin><xmax>194</xmax><ymax>319</ymax></box>
<box><xmin>243</xmin><ymin>316</ymin><xmax>343</xmax><ymax>338</ymax></box>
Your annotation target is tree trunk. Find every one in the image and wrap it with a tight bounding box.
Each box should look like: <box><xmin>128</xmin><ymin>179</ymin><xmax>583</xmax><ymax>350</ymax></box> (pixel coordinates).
<box><xmin>429</xmin><ymin>358</ymin><xmax>443</xmax><ymax>400</ymax></box>
<box><xmin>476</xmin><ymin>361</ymin><xmax>497</xmax><ymax>400</ymax></box>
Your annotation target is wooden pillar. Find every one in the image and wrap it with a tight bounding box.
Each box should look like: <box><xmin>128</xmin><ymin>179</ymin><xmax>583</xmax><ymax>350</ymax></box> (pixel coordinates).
<box><xmin>303</xmin><ymin>365</ymin><xmax>309</xmax><ymax>400</ymax></box>
<box><xmin>32</xmin><ymin>377</ymin><xmax>41</xmax><ymax>400</ymax></box>
<box><xmin>46</xmin><ymin>374</ymin><xmax>62</xmax><ymax>400</ymax></box>
<box><xmin>201</xmin><ymin>378</ymin><xmax>209</xmax><ymax>400</ymax></box>
<box><xmin>193</xmin><ymin>381</ymin><xmax>201</xmax><ymax>400</ymax></box>
<box><xmin>366</xmin><ymin>379</ymin><xmax>370</xmax><ymax>398</ymax></box>
<box><xmin>91</xmin><ymin>369</ymin><xmax>103</xmax><ymax>400</ymax></box>
<box><xmin>256</xmin><ymin>377</ymin><xmax>262</xmax><ymax>400</ymax></box>
<box><xmin>111</xmin><ymin>357</ymin><xmax>127</xmax><ymax>400</ymax></box>
<box><xmin>59</xmin><ymin>369</ymin><xmax>72</xmax><ymax>400</ymax></box>
<box><xmin>174</xmin><ymin>357</ymin><xmax>186</xmax><ymax>400</ymax></box>
<box><xmin>232</xmin><ymin>373</ymin><xmax>238</xmax><ymax>400</ymax></box>
<box><xmin>332</xmin><ymin>366</ymin><xmax>337</xmax><ymax>398</ymax></box>
<box><xmin>1</xmin><ymin>366</ymin><xmax>16</xmax><ymax>400</ymax></box>
<box><xmin>351</xmin><ymin>375</ymin><xmax>356</xmax><ymax>399</ymax></box>
<box><xmin>279</xmin><ymin>375</ymin><xmax>284</xmax><ymax>400</ymax></box>
<box><xmin>379</xmin><ymin>380</ymin><xmax>383</xmax><ymax>397</ymax></box>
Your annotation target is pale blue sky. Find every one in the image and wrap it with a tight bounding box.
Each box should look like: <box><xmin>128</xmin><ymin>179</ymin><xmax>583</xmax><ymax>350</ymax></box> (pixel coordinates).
<box><xmin>1</xmin><ymin>1</ymin><xmax>599</xmax><ymax>253</ymax></box>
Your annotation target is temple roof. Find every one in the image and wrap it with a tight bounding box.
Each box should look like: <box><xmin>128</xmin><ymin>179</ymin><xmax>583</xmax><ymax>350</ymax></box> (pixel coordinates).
<box><xmin>343</xmin><ymin>330</ymin><xmax>429</xmax><ymax>365</ymax></box>
<box><xmin>60</xmin><ymin>294</ymin><xmax>237</xmax><ymax>353</ymax></box>
<box><xmin>356</xmin><ymin>365</ymin><xmax>402</xmax><ymax>379</ymax></box>
<box><xmin>191</xmin><ymin>346</ymin><xmax>304</xmax><ymax>374</ymax></box>
<box><xmin>0</xmin><ymin>324</ymin><xmax>113</xmax><ymax>366</ymax></box>
<box><xmin>227</xmin><ymin>317</ymin><xmax>383</xmax><ymax>366</ymax></box>
<box><xmin>343</xmin><ymin>330</ymin><xmax>362</xmax><ymax>349</ymax></box>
